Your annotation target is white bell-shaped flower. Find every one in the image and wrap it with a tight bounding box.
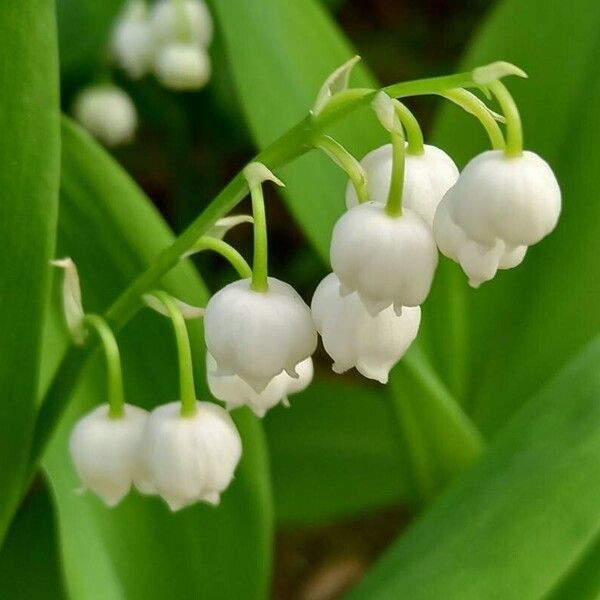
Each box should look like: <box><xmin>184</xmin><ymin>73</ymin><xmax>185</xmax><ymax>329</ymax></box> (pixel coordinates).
<box><xmin>73</xmin><ymin>85</ymin><xmax>137</xmax><ymax>146</ymax></box>
<box><xmin>207</xmin><ymin>354</ymin><xmax>313</xmax><ymax>417</ymax></box>
<box><xmin>330</xmin><ymin>202</ymin><xmax>438</xmax><ymax>316</ymax></box>
<box><xmin>142</xmin><ymin>401</ymin><xmax>242</xmax><ymax>511</ymax></box>
<box><xmin>434</xmin><ymin>189</ymin><xmax>527</xmax><ymax>287</ymax></box>
<box><xmin>345</xmin><ymin>144</ymin><xmax>459</xmax><ymax>226</ymax></box>
<box><xmin>154</xmin><ymin>43</ymin><xmax>211</xmax><ymax>90</ymax></box>
<box><xmin>111</xmin><ymin>0</ymin><xmax>154</xmax><ymax>78</ymax></box>
<box><xmin>69</xmin><ymin>404</ymin><xmax>151</xmax><ymax>506</ymax></box>
<box><xmin>312</xmin><ymin>273</ymin><xmax>420</xmax><ymax>383</ymax></box>
<box><xmin>204</xmin><ymin>277</ymin><xmax>317</xmax><ymax>393</ymax></box>
<box><xmin>449</xmin><ymin>150</ymin><xmax>561</xmax><ymax>247</ymax></box>
<box><xmin>150</xmin><ymin>0</ymin><xmax>213</xmax><ymax>48</ymax></box>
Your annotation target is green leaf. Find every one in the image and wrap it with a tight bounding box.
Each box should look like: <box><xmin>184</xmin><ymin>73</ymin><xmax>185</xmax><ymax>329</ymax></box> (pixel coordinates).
<box><xmin>0</xmin><ymin>1</ymin><xmax>59</xmax><ymax>542</ymax></box>
<box><xmin>40</xmin><ymin>119</ymin><xmax>272</xmax><ymax>599</ymax></box>
<box><xmin>265</xmin><ymin>377</ymin><xmax>408</xmax><ymax>525</ymax></box>
<box><xmin>210</xmin><ymin>0</ymin><xmax>385</xmax><ymax>261</ymax></box>
<box><xmin>56</xmin><ymin>0</ymin><xmax>122</xmax><ymax>74</ymax></box>
<box><xmin>428</xmin><ymin>0</ymin><xmax>600</xmax><ymax>433</ymax></box>
<box><xmin>0</xmin><ymin>480</ymin><xmax>65</xmax><ymax>600</ymax></box>
<box><xmin>349</xmin><ymin>336</ymin><xmax>600</xmax><ymax>600</ymax></box>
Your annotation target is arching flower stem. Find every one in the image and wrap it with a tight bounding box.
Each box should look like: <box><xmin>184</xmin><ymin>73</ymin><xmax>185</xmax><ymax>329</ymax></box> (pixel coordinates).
<box><xmin>147</xmin><ymin>290</ymin><xmax>197</xmax><ymax>417</ymax></box>
<box><xmin>313</xmin><ymin>133</ymin><xmax>368</xmax><ymax>202</ymax></box>
<box><xmin>185</xmin><ymin>236</ymin><xmax>252</xmax><ymax>279</ymax></box>
<box><xmin>487</xmin><ymin>79</ymin><xmax>523</xmax><ymax>157</ymax></box>
<box><xmin>81</xmin><ymin>314</ymin><xmax>125</xmax><ymax>419</ymax></box>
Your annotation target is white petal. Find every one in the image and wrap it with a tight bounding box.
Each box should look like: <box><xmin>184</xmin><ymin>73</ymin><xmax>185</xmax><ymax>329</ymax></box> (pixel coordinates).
<box><xmin>311</xmin><ymin>273</ymin><xmax>421</xmax><ymax>383</ymax></box>
<box><xmin>69</xmin><ymin>404</ymin><xmax>149</xmax><ymax>506</ymax></box>
<box><xmin>150</xmin><ymin>0</ymin><xmax>213</xmax><ymax>48</ymax></box>
<box><xmin>204</xmin><ymin>277</ymin><xmax>317</xmax><ymax>393</ymax></box>
<box><xmin>142</xmin><ymin>401</ymin><xmax>241</xmax><ymax>511</ymax></box>
<box><xmin>154</xmin><ymin>43</ymin><xmax>211</xmax><ymax>91</ymax></box>
<box><xmin>331</xmin><ymin>203</ymin><xmax>438</xmax><ymax>310</ymax></box>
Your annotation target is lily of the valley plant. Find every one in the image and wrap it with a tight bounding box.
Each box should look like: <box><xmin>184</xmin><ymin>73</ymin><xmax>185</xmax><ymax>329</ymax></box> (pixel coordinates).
<box><xmin>51</xmin><ymin>56</ymin><xmax>560</xmax><ymax>511</ymax></box>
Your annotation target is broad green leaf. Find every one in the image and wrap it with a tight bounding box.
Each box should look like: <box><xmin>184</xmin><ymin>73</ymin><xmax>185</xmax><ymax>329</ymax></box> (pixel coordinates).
<box><xmin>212</xmin><ymin>0</ymin><xmax>483</xmax><ymax>518</ymax></box>
<box><xmin>548</xmin><ymin>533</ymin><xmax>600</xmax><ymax>600</ymax></box>
<box><xmin>56</xmin><ymin>0</ymin><xmax>122</xmax><ymax>74</ymax></box>
<box><xmin>0</xmin><ymin>480</ymin><xmax>65</xmax><ymax>600</ymax></box>
<box><xmin>0</xmin><ymin>1</ymin><xmax>59</xmax><ymax>542</ymax></box>
<box><xmin>349</xmin><ymin>336</ymin><xmax>600</xmax><ymax>600</ymax></box>
<box><xmin>428</xmin><ymin>0</ymin><xmax>600</xmax><ymax>433</ymax></box>
<box><xmin>41</xmin><ymin>119</ymin><xmax>272</xmax><ymax>600</ymax></box>
<box><xmin>265</xmin><ymin>377</ymin><xmax>408</xmax><ymax>525</ymax></box>
<box><xmin>210</xmin><ymin>0</ymin><xmax>385</xmax><ymax>261</ymax></box>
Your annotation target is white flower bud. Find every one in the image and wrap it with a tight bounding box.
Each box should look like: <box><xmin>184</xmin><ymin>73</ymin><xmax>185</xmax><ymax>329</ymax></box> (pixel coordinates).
<box><xmin>207</xmin><ymin>354</ymin><xmax>313</xmax><ymax>417</ymax></box>
<box><xmin>345</xmin><ymin>144</ymin><xmax>459</xmax><ymax>226</ymax></box>
<box><xmin>150</xmin><ymin>0</ymin><xmax>213</xmax><ymax>48</ymax></box>
<box><xmin>142</xmin><ymin>401</ymin><xmax>242</xmax><ymax>511</ymax></box>
<box><xmin>434</xmin><ymin>189</ymin><xmax>527</xmax><ymax>287</ymax></box>
<box><xmin>330</xmin><ymin>202</ymin><xmax>438</xmax><ymax>316</ymax></box>
<box><xmin>311</xmin><ymin>273</ymin><xmax>420</xmax><ymax>383</ymax></box>
<box><xmin>204</xmin><ymin>278</ymin><xmax>317</xmax><ymax>392</ymax></box>
<box><xmin>449</xmin><ymin>150</ymin><xmax>561</xmax><ymax>247</ymax></box>
<box><xmin>73</xmin><ymin>85</ymin><xmax>137</xmax><ymax>146</ymax></box>
<box><xmin>154</xmin><ymin>43</ymin><xmax>211</xmax><ymax>90</ymax></box>
<box><xmin>111</xmin><ymin>0</ymin><xmax>154</xmax><ymax>78</ymax></box>
<box><xmin>69</xmin><ymin>404</ymin><xmax>151</xmax><ymax>506</ymax></box>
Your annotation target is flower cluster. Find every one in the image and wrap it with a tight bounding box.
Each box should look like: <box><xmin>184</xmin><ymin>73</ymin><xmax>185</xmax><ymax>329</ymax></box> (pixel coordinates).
<box><xmin>112</xmin><ymin>0</ymin><xmax>213</xmax><ymax>89</ymax></box>
<box><xmin>73</xmin><ymin>0</ymin><xmax>213</xmax><ymax>146</ymax></box>
<box><xmin>70</xmin><ymin>400</ymin><xmax>241</xmax><ymax>510</ymax></box>
<box><xmin>63</xmin><ymin>60</ymin><xmax>561</xmax><ymax>513</ymax></box>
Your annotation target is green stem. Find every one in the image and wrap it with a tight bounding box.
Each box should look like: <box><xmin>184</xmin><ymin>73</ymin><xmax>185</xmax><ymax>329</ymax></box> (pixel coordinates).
<box><xmin>81</xmin><ymin>315</ymin><xmax>124</xmax><ymax>419</ymax></box>
<box><xmin>28</xmin><ymin>66</ymin><xmax>509</xmax><ymax>481</ymax></box>
<box><xmin>395</xmin><ymin>103</ymin><xmax>424</xmax><ymax>155</ymax></box>
<box><xmin>385</xmin><ymin>130</ymin><xmax>406</xmax><ymax>217</ymax></box>
<box><xmin>249</xmin><ymin>182</ymin><xmax>269</xmax><ymax>292</ymax></box>
<box><xmin>438</xmin><ymin>89</ymin><xmax>505</xmax><ymax>151</ymax></box>
<box><xmin>188</xmin><ymin>236</ymin><xmax>252</xmax><ymax>279</ymax></box>
<box><xmin>487</xmin><ymin>80</ymin><xmax>523</xmax><ymax>157</ymax></box>
<box><xmin>148</xmin><ymin>291</ymin><xmax>197</xmax><ymax>417</ymax></box>
<box><xmin>313</xmin><ymin>134</ymin><xmax>368</xmax><ymax>202</ymax></box>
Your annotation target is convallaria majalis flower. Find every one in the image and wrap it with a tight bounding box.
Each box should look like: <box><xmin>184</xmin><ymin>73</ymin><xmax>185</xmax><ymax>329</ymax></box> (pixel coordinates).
<box><xmin>73</xmin><ymin>85</ymin><xmax>137</xmax><ymax>146</ymax></box>
<box><xmin>204</xmin><ymin>163</ymin><xmax>318</xmax><ymax>393</ymax></box>
<box><xmin>330</xmin><ymin>92</ymin><xmax>439</xmax><ymax>316</ymax></box>
<box><xmin>53</xmin><ymin>59</ymin><xmax>562</xmax><ymax>515</ymax></box>
<box><xmin>433</xmin><ymin>77</ymin><xmax>561</xmax><ymax>287</ymax></box>
<box><xmin>140</xmin><ymin>290</ymin><xmax>241</xmax><ymax>511</ymax></box>
<box><xmin>111</xmin><ymin>0</ymin><xmax>214</xmax><ymax>90</ymax></box>
<box><xmin>312</xmin><ymin>273</ymin><xmax>420</xmax><ymax>383</ymax></box>
<box><xmin>111</xmin><ymin>0</ymin><xmax>154</xmax><ymax>79</ymax></box>
<box><xmin>55</xmin><ymin>260</ymin><xmax>241</xmax><ymax>511</ymax></box>
<box><xmin>52</xmin><ymin>260</ymin><xmax>152</xmax><ymax>506</ymax></box>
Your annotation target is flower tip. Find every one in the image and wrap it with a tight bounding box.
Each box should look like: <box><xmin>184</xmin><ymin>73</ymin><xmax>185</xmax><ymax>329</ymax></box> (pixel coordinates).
<box><xmin>202</xmin><ymin>492</ymin><xmax>221</xmax><ymax>506</ymax></box>
<box><xmin>468</xmin><ymin>278</ymin><xmax>483</xmax><ymax>289</ymax></box>
<box><xmin>472</xmin><ymin>61</ymin><xmax>528</xmax><ymax>85</ymax></box>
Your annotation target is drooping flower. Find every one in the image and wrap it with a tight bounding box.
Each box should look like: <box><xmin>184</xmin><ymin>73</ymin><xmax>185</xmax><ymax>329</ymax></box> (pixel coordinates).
<box><xmin>311</xmin><ymin>273</ymin><xmax>420</xmax><ymax>382</ymax></box>
<box><xmin>330</xmin><ymin>202</ymin><xmax>438</xmax><ymax>316</ymax></box>
<box><xmin>73</xmin><ymin>85</ymin><xmax>137</xmax><ymax>146</ymax></box>
<box><xmin>345</xmin><ymin>144</ymin><xmax>459</xmax><ymax>226</ymax></box>
<box><xmin>434</xmin><ymin>189</ymin><xmax>527</xmax><ymax>287</ymax></box>
<box><xmin>433</xmin><ymin>150</ymin><xmax>561</xmax><ymax>286</ymax></box>
<box><xmin>154</xmin><ymin>43</ymin><xmax>211</xmax><ymax>90</ymax></box>
<box><xmin>69</xmin><ymin>404</ymin><xmax>151</xmax><ymax>506</ymax></box>
<box><xmin>207</xmin><ymin>354</ymin><xmax>313</xmax><ymax>417</ymax></box>
<box><xmin>150</xmin><ymin>0</ymin><xmax>213</xmax><ymax>49</ymax></box>
<box><xmin>111</xmin><ymin>0</ymin><xmax>154</xmax><ymax>78</ymax></box>
<box><xmin>204</xmin><ymin>277</ymin><xmax>317</xmax><ymax>392</ymax></box>
<box><xmin>142</xmin><ymin>401</ymin><xmax>242</xmax><ymax>511</ymax></box>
